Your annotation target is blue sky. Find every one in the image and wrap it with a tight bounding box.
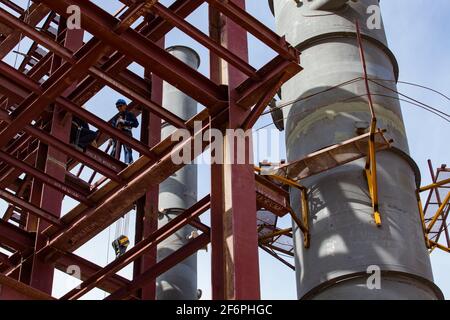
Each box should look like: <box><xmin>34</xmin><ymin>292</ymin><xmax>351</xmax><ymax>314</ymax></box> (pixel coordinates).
<box><xmin>0</xmin><ymin>0</ymin><xmax>449</xmax><ymax>300</ymax></box>
<box><xmin>381</xmin><ymin>0</ymin><xmax>450</xmax><ymax>300</ymax></box>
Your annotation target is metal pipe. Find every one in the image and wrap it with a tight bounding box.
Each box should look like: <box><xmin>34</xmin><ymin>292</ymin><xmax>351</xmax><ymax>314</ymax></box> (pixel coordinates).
<box><xmin>270</xmin><ymin>0</ymin><xmax>443</xmax><ymax>299</ymax></box>
<box><xmin>157</xmin><ymin>45</ymin><xmax>200</xmax><ymax>300</ymax></box>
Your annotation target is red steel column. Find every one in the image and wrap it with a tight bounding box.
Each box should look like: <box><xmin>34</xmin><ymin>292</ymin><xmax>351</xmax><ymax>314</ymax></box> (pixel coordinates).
<box><xmin>18</xmin><ymin>145</ymin><xmax>46</xmax><ymax>285</ymax></box>
<box><xmin>209</xmin><ymin>6</ymin><xmax>227</xmax><ymax>300</ymax></box>
<box><xmin>209</xmin><ymin>0</ymin><xmax>260</xmax><ymax>300</ymax></box>
<box><xmin>27</xmin><ymin>24</ymin><xmax>84</xmax><ymax>294</ymax></box>
<box><xmin>133</xmin><ymin>35</ymin><xmax>164</xmax><ymax>300</ymax></box>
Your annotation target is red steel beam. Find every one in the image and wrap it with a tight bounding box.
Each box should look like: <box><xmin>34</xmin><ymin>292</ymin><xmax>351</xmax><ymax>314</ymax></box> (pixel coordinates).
<box><xmin>0</xmin><ymin>0</ymin><xmax>24</xmax><ymax>14</ymax></box>
<box><xmin>0</xmin><ymin>2</ymin><xmax>157</xmax><ymax>149</ymax></box>
<box><xmin>206</xmin><ymin>0</ymin><xmax>297</xmax><ymax>60</ymax></box>
<box><xmin>143</xmin><ymin>0</ymin><xmax>204</xmax><ymax>40</ymax></box>
<box><xmin>0</xmin><ymin>7</ymin><xmax>74</xmax><ymax>61</ymax></box>
<box><xmin>212</xmin><ymin>0</ymin><xmax>260</xmax><ymax>299</ymax></box>
<box><xmin>106</xmin><ymin>232</ymin><xmax>210</xmax><ymax>300</ymax></box>
<box><xmin>0</xmin><ymin>0</ymin><xmax>302</xmax><ymax>300</ymax></box>
<box><xmin>0</xmin><ymin>189</ymin><xmax>62</xmax><ymax>227</ymax></box>
<box><xmin>0</xmin><ymin>252</ymin><xmax>19</xmax><ymax>273</ymax></box>
<box><xmin>0</xmin><ymin>133</ymin><xmax>34</xmax><ymax>179</ymax></box>
<box><xmin>259</xmin><ymin>245</ymin><xmax>295</xmax><ymax>270</ymax></box>
<box><xmin>2</xmin><ymin>241</ymin><xmax>136</xmax><ymax>297</ymax></box>
<box><xmin>26</xmin><ymin>23</ymin><xmax>86</xmax><ymax>294</ymax></box>
<box><xmin>68</xmin><ymin>0</ymin><xmax>204</xmax><ymax>107</ymax></box>
<box><xmin>0</xmin><ymin>6</ymin><xmax>187</xmax><ymax>129</ymax></box>
<box><xmin>0</xmin><ymin>3</ymin><xmax>50</xmax><ymax>59</ymax></box>
<box><xmin>0</xmin><ymin>132</ymin><xmax>40</xmax><ymax>193</ymax></box>
<box><xmin>59</xmin><ymin>195</ymin><xmax>210</xmax><ymax>300</ymax></box>
<box><xmin>0</xmin><ymin>274</ymin><xmax>55</xmax><ymax>300</ymax></box>
<box><xmin>17</xmin><ymin>12</ymin><xmax>56</xmax><ymax>73</ymax></box>
<box><xmin>56</xmin><ymin>97</ymin><xmax>157</xmax><ymax>160</ymax></box>
<box><xmin>0</xmin><ymin>150</ymin><xmax>91</xmax><ymax>205</ymax></box>
<box><xmin>25</xmin><ymin>144</ymin><xmax>47</xmax><ymax>237</ymax></box>
<box><xmin>236</xmin><ymin>55</ymin><xmax>301</xmax><ymax>108</ymax></box>
<box><xmin>0</xmin><ymin>220</ymin><xmax>34</xmax><ymax>252</ymax></box>
<box><xmin>241</xmin><ymin>73</ymin><xmax>287</xmax><ymax>130</ymax></box>
<box><xmin>2</xmin><ymin>204</ymin><xmax>16</xmax><ymax>223</ymax></box>
<box><xmin>88</xmin><ymin>67</ymin><xmax>186</xmax><ymax>129</ymax></box>
<box><xmin>15</xmin><ymin>0</ymin><xmax>296</xmax><ymax>138</ymax></box>
<box><xmin>0</xmin><ymin>109</ymin><xmax>123</xmax><ymax>182</ymax></box>
<box><xmin>0</xmin><ymin>60</ymin><xmax>157</xmax><ymax>160</ymax></box>
<box><xmin>151</xmin><ymin>3</ymin><xmax>257</xmax><ymax>79</ymax></box>
<box><xmin>55</xmin><ymin>252</ymin><xmax>133</xmax><ymax>295</ymax></box>
<box><xmin>0</xmin><ymin>43</ymin><xmax>104</xmax><ymax>148</ymax></box>
<box><xmin>208</xmin><ymin>5</ymin><xmax>227</xmax><ymax>300</ymax></box>
<box><xmin>0</xmin><ymin>252</ymin><xmax>11</xmax><ymax>267</ymax></box>
<box><xmin>37</xmin><ymin>110</ymin><xmax>214</xmax><ymax>259</ymax></box>
<box><xmin>114</xmin><ymin>0</ymin><xmax>159</xmax><ymax>34</ymax></box>
<box><xmin>1</xmin><ymin>248</ymin><xmax>126</xmax><ymax>297</ymax></box>
<box><xmin>133</xmin><ymin>63</ymin><xmax>163</xmax><ymax>300</ymax></box>
<box><xmin>0</xmin><ymin>150</ymin><xmax>36</xmax><ymax>190</ymax></box>
<box><xmin>24</xmin><ymin>125</ymin><xmax>122</xmax><ymax>182</ymax></box>
<box><xmin>0</xmin><ymin>74</ymin><xmax>29</xmax><ymax>104</ymax></box>
<box><xmin>26</xmin><ymin>50</ymin><xmax>53</xmax><ymax>82</ymax></box>
<box><xmin>115</xmin><ymin>69</ymin><xmax>152</xmax><ymax>100</ymax></box>
<box><xmin>39</xmin><ymin>0</ymin><xmax>228</xmax><ymax>109</ymax></box>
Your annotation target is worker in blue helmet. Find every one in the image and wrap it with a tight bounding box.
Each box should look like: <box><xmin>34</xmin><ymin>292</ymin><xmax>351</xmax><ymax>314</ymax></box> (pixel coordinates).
<box><xmin>110</xmin><ymin>99</ymin><xmax>139</xmax><ymax>164</ymax></box>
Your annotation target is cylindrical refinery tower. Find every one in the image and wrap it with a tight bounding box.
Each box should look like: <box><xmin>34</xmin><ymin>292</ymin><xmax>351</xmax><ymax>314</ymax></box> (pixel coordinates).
<box><xmin>156</xmin><ymin>46</ymin><xmax>200</xmax><ymax>300</ymax></box>
<box><xmin>269</xmin><ymin>0</ymin><xmax>443</xmax><ymax>299</ymax></box>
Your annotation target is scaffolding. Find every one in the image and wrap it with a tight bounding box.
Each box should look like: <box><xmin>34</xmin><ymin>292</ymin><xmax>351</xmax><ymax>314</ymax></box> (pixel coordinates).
<box><xmin>0</xmin><ymin>0</ymin><xmax>301</xmax><ymax>300</ymax></box>
<box><xmin>0</xmin><ymin>0</ymin><xmax>446</xmax><ymax>300</ymax></box>
<box><xmin>418</xmin><ymin>161</ymin><xmax>450</xmax><ymax>253</ymax></box>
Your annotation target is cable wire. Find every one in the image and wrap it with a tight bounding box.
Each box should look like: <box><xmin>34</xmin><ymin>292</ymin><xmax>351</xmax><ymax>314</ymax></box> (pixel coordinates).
<box><xmin>372</xmin><ymin>78</ymin><xmax>450</xmax><ymax>103</ymax></box>
<box><xmin>260</xmin><ymin>77</ymin><xmax>363</xmax><ymax>116</ymax></box>
<box><xmin>115</xmin><ymin>217</ymin><xmax>122</xmax><ymax>239</ymax></box>
<box><xmin>369</xmin><ymin>79</ymin><xmax>450</xmax><ymax>118</ymax></box>
<box><xmin>254</xmin><ymin>78</ymin><xmax>450</xmax><ymax>132</ymax></box>
<box><xmin>104</xmin><ymin>225</ymin><xmax>112</xmax><ymax>298</ymax></box>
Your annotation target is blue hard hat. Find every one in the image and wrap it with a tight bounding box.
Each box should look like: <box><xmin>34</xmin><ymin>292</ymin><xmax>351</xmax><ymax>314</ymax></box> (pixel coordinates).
<box><xmin>116</xmin><ymin>99</ymin><xmax>127</xmax><ymax>107</ymax></box>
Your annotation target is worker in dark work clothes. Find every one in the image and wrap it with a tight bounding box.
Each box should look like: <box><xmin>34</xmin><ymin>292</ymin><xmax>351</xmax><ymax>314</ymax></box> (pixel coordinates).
<box><xmin>110</xmin><ymin>99</ymin><xmax>139</xmax><ymax>164</ymax></box>
<box><xmin>70</xmin><ymin>117</ymin><xmax>98</xmax><ymax>151</ymax></box>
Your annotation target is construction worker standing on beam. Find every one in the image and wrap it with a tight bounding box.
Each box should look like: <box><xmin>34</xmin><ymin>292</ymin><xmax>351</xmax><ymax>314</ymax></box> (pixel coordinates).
<box><xmin>110</xmin><ymin>99</ymin><xmax>139</xmax><ymax>165</ymax></box>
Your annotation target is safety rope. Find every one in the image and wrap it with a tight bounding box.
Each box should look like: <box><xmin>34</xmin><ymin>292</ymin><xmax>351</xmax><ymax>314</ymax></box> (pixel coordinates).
<box><xmin>123</xmin><ymin>212</ymin><xmax>130</xmax><ymax>237</ymax></box>
<box><xmin>104</xmin><ymin>224</ymin><xmax>112</xmax><ymax>298</ymax></box>
<box><xmin>115</xmin><ymin>216</ymin><xmax>123</xmax><ymax>239</ymax></box>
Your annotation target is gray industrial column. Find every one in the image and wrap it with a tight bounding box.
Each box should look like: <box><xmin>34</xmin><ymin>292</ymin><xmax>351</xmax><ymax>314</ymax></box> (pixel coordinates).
<box><xmin>156</xmin><ymin>46</ymin><xmax>200</xmax><ymax>300</ymax></box>
<box><xmin>270</xmin><ymin>0</ymin><xmax>443</xmax><ymax>299</ymax></box>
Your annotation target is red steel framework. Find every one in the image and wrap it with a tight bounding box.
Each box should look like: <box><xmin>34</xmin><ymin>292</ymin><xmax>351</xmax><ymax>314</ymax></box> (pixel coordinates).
<box><xmin>0</xmin><ymin>0</ymin><xmax>302</xmax><ymax>299</ymax></box>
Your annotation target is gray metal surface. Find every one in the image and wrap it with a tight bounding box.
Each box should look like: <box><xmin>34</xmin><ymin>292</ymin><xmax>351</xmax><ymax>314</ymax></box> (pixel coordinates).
<box><xmin>156</xmin><ymin>46</ymin><xmax>200</xmax><ymax>300</ymax></box>
<box><xmin>270</xmin><ymin>0</ymin><xmax>442</xmax><ymax>299</ymax></box>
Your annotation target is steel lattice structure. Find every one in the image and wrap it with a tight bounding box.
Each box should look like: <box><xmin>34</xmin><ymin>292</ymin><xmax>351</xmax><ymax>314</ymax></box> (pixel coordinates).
<box><xmin>0</xmin><ymin>0</ymin><xmax>302</xmax><ymax>300</ymax></box>
<box><xmin>419</xmin><ymin>161</ymin><xmax>450</xmax><ymax>254</ymax></box>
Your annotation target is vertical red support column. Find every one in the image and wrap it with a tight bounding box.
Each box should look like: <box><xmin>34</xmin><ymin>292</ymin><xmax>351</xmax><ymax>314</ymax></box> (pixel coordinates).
<box><xmin>26</xmin><ymin>25</ymin><xmax>84</xmax><ymax>294</ymax></box>
<box><xmin>209</xmin><ymin>0</ymin><xmax>260</xmax><ymax>300</ymax></box>
<box><xmin>209</xmin><ymin>5</ymin><xmax>227</xmax><ymax>300</ymax></box>
<box><xmin>20</xmin><ymin>143</ymin><xmax>47</xmax><ymax>284</ymax></box>
<box><xmin>133</xmin><ymin>36</ymin><xmax>164</xmax><ymax>300</ymax></box>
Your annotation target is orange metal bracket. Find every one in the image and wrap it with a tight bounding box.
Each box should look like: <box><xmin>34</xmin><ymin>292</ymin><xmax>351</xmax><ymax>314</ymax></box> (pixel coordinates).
<box><xmin>356</xmin><ymin>20</ymin><xmax>382</xmax><ymax>227</ymax></box>
<box><xmin>255</xmin><ymin>166</ymin><xmax>310</xmax><ymax>248</ymax></box>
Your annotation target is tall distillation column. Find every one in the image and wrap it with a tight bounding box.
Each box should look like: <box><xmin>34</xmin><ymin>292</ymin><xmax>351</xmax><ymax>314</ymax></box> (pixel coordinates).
<box><xmin>156</xmin><ymin>46</ymin><xmax>200</xmax><ymax>300</ymax></box>
<box><xmin>270</xmin><ymin>0</ymin><xmax>443</xmax><ymax>299</ymax></box>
